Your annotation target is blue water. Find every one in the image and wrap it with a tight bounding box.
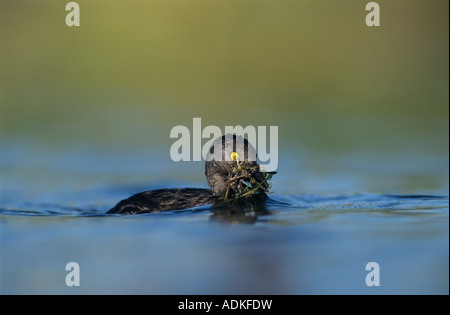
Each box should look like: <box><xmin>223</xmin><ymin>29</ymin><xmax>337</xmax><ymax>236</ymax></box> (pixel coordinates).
<box><xmin>0</xmin><ymin>141</ymin><xmax>448</xmax><ymax>294</ymax></box>
<box><xmin>0</xmin><ymin>193</ymin><xmax>448</xmax><ymax>294</ymax></box>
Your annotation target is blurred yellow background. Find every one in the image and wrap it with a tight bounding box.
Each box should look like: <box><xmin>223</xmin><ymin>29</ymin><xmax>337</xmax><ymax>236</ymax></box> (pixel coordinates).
<box><xmin>0</xmin><ymin>0</ymin><xmax>448</xmax><ymax>153</ymax></box>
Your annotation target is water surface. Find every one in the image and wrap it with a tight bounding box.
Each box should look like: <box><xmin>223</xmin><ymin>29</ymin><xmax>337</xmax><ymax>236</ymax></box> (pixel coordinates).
<box><xmin>0</xmin><ymin>141</ymin><xmax>448</xmax><ymax>295</ymax></box>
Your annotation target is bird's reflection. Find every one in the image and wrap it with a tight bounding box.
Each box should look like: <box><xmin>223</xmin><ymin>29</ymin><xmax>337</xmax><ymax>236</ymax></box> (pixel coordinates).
<box><xmin>209</xmin><ymin>198</ymin><xmax>271</xmax><ymax>224</ymax></box>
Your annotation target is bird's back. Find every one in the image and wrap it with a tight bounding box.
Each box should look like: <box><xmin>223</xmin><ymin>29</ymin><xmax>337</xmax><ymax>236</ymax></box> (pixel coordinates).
<box><xmin>107</xmin><ymin>188</ymin><xmax>217</xmax><ymax>215</ymax></box>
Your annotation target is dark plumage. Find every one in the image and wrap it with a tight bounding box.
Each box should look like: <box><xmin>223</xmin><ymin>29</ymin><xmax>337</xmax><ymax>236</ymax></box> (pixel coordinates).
<box><xmin>107</xmin><ymin>134</ymin><xmax>272</xmax><ymax>215</ymax></box>
<box><xmin>107</xmin><ymin>188</ymin><xmax>217</xmax><ymax>215</ymax></box>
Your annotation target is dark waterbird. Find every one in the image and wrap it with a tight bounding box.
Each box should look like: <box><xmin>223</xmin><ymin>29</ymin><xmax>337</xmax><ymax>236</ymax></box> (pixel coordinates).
<box><xmin>107</xmin><ymin>135</ymin><xmax>275</xmax><ymax>215</ymax></box>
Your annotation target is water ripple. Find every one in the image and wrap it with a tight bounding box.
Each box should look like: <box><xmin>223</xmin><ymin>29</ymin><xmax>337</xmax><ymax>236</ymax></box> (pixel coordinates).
<box><xmin>0</xmin><ymin>193</ymin><xmax>447</xmax><ymax>218</ymax></box>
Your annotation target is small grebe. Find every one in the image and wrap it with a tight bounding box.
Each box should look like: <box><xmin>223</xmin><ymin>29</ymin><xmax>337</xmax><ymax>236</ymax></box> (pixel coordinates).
<box><xmin>107</xmin><ymin>134</ymin><xmax>273</xmax><ymax>215</ymax></box>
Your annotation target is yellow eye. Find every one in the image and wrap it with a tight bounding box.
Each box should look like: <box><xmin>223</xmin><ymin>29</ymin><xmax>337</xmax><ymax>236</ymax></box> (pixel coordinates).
<box><xmin>230</xmin><ymin>152</ymin><xmax>239</xmax><ymax>161</ymax></box>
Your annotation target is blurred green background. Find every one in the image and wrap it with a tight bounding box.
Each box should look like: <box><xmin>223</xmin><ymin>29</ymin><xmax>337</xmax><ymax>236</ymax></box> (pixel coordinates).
<box><xmin>0</xmin><ymin>0</ymin><xmax>448</xmax><ymax>194</ymax></box>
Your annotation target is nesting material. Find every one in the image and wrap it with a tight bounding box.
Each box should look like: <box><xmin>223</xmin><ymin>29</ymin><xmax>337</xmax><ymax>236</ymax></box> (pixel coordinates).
<box><xmin>224</xmin><ymin>162</ymin><xmax>275</xmax><ymax>199</ymax></box>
